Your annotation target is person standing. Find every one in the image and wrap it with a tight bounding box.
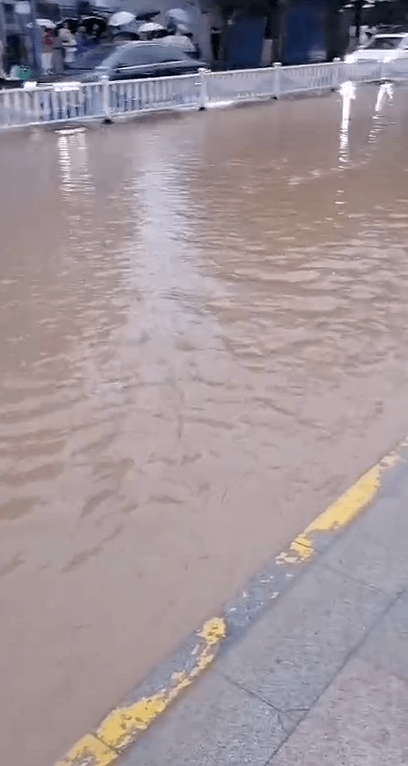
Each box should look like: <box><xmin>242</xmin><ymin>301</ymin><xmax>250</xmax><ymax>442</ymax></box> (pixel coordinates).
<box><xmin>59</xmin><ymin>21</ymin><xmax>76</xmax><ymax>66</ymax></box>
<box><xmin>75</xmin><ymin>25</ymin><xmax>88</xmax><ymax>57</ymax></box>
<box><xmin>161</xmin><ymin>23</ymin><xmax>197</xmax><ymax>56</ymax></box>
<box><xmin>52</xmin><ymin>29</ymin><xmax>64</xmax><ymax>75</ymax></box>
<box><xmin>42</xmin><ymin>27</ymin><xmax>54</xmax><ymax>73</ymax></box>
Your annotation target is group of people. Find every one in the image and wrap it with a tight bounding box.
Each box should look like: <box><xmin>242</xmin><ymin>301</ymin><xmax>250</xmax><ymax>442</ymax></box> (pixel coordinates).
<box><xmin>40</xmin><ymin>18</ymin><xmax>198</xmax><ymax>76</ymax></box>
<box><xmin>0</xmin><ymin>20</ymin><xmax>104</xmax><ymax>80</ymax></box>
<box><xmin>41</xmin><ymin>21</ymin><xmax>103</xmax><ymax>76</ymax></box>
<box><xmin>132</xmin><ymin>21</ymin><xmax>199</xmax><ymax>57</ymax></box>
<box><xmin>0</xmin><ymin>14</ymin><xmax>200</xmax><ymax>81</ymax></box>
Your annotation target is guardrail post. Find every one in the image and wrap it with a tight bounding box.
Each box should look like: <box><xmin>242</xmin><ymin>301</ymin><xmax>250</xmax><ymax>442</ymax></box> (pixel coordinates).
<box><xmin>198</xmin><ymin>67</ymin><xmax>208</xmax><ymax>110</ymax></box>
<box><xmin>101</xmin><ymin>75</ymin><xmax>112</xmax><ymax>123</ymax></box>
<box><xmin>273</xmin><ymin>62</ymin><xmax>282</xmax><ymax>99</ymax></box>
<box><xmin>333</xmin><ymin>57</ymin><xmax>342</xmax><ymax>90</ymax></box>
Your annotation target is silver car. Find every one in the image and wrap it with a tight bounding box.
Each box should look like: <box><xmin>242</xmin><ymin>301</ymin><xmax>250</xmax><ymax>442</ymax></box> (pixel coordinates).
<box><xmin>346</xmin><ymin>33</ymin><xmax>408</xmax><ymax>64</ymax></box>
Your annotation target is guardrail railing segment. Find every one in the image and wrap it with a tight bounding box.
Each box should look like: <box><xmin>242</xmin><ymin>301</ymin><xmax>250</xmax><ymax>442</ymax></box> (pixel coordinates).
<box><xmin>0</xmin><ymin>59</ymin><xmax>405</xmax><ymax>130</ymax></box>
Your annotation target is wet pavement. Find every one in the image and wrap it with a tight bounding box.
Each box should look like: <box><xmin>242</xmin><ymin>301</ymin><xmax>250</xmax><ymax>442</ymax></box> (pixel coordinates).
<box><xmin>1</xmin><ymin>82</ymin><xmax>408</xmax><ymax>766</ymax></box>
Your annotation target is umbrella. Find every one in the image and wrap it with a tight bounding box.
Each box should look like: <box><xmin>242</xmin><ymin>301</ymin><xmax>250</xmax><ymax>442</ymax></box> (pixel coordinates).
<box><xmin>108</xmin><ymin>11</ymin><xmax>136</xmax><ymax>27</ymax></box>
<box><xmin>57</xmin><ymin>17</ymin><xmax>78</xmax><ymax>33</ymax></box>
<box><xmin>81</xmin><ymin>15</ymin><xmax>108</xmax><ymax>34</ymax></box>
<box><xmin>82</xmin><ymin>15</ymin><xmax>106</xmax><ymax>23</ymax></box>
<box><xmin>138</xmin><ymin>21</ymin><xmax>165</xmax><ymax>33</ymax></box>
<box><xmin>165</xmin><ymin>8</ymin><xmax>191</xmax><ymax>26</ymax></box>
<box><xmin>135</xmin><ymin>11</ymin><xmax>160</xmax><ymax>21</ymax></box>
<box><xmin>27</xmin><ymin>17</ymin><xmax>56</xmax><ymax>28</ymax></box>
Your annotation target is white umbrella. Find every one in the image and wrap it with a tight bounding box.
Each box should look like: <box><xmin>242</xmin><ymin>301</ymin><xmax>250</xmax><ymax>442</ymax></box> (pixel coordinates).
<box><xmin>27</xmin><ymin>18</ymin><xmax>56</xmax><ymax>28</ymax></box>
<box><xmin>108</xmin><ymin>11</ymin><xmax>136</xmax><ymax>27</ymax></box>
<box><xmin>138</xmin><ymin>21</ymin><xmax>166</xmax><ymax>33</ymax></box>
<box><xmin>165</xmin><ymin>8</ymin><xmax>191</xmax><ymax>26</ymax></box>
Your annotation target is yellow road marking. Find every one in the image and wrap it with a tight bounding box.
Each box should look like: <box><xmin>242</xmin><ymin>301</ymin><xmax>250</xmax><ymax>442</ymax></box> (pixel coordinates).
<box><xmin>277</xmin><ymin>443</ymin><xmax>402</xmax><ymax>565</ymax></box>
<box><xmin>293</xmin><ymin>465</ymin><xmax>380</xmax><ymax>553</ymax></box>
<box><xmin>97</xmin><ymin>617</ymin><xmax>226</xmax><ymax>752</ymax></box>
<box><xmin>55</xmin><ymin>734</ymin><xmax>117</xmax><ymax>766</ymax></box>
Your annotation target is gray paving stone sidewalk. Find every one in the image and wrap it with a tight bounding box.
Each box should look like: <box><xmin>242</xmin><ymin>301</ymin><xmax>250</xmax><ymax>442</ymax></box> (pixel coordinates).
<box><xmin>119</xmin><ymin>462</ymin><xmax>408</xmax><ymax>766</ymax></box>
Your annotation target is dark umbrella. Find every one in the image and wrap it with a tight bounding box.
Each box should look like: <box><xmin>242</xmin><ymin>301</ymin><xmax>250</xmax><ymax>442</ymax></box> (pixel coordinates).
<box><xmin>135</xmin><ymin>11</ymin><xmax>160</xmax><ymax>21</ymax></box>
<box><xmin>80</xmin><ymin>15</ymin><xmax>108</xmax><ymax>34</ymax></box>
<box><xmin>57</xmin><ymin>17</ymin><xmax>79</xmax><ymax>33</ymax></box>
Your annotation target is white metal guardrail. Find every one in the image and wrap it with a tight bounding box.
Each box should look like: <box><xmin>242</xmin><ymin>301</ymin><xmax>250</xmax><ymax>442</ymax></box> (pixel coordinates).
<box><xmin>108</xmin><ymin>73</ymin><xmax>202</xmax><ymax>117</ymax></box>
<box><xmin>1</xmin><ymin>58</ymin><xmax>408</xmax><ymax>131</ymax></box>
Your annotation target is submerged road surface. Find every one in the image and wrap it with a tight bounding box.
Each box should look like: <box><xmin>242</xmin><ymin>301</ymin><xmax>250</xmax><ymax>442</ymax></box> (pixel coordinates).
<box><xmin>1</xmin><ymin>82</ymin><xmax>408</xmax><ymax>766</ymax></box>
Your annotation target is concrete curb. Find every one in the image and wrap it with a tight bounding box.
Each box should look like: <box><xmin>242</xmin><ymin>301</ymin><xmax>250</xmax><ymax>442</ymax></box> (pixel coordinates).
<box><xmin>55</xmin><ymin>436</ymin><xmax>407</xmax><ymax>766</ymax></box>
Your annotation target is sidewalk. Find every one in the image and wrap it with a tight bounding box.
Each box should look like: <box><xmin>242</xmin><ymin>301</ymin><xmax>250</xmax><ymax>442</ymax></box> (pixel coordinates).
<box><xmin>118</xmin><ymin>450</ymin><xmax>408</xmax><ymax>766</ymax></box>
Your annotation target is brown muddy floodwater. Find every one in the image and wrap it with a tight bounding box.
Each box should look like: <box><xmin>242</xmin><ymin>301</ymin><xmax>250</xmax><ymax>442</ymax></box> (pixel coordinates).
<box><xmin>1</xmin><ymin>82</ymin><xmax>408</xmax><ymax>766</ymax></box>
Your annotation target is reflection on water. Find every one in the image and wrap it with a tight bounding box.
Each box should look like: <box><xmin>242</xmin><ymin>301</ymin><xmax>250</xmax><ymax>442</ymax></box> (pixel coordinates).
<box><xmin>339</xmin><ymin>81</ymin><xmax>356</xmax><ymax>162</ymax></box>
<box><xmin>375</xmin><ymin>81</ymin><xmax>393</xmax><ymax>113</ymax></box>
<box><xmin>1</xmin><ymin>84</ymin><xmax>408</xmax><ymax>766</ymax></box>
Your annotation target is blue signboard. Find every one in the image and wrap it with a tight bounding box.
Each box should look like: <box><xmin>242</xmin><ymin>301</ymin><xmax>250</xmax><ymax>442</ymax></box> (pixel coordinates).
<box><xmin>282</xmin><ymin>1</ymin><xmax>326</xmax><ymax>64</ymax></box>
<box><xmin>225</xmin><ymin>15</ymin><xmax>267</xmax><ymax>69</ymax></box>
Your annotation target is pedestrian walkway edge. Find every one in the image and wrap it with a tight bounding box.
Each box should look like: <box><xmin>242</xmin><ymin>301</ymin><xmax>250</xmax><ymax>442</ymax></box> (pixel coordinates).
<box><xmin>55</xmin><ymin>436</ymin><xmax>407</xmax><ymax>766</ymax></box>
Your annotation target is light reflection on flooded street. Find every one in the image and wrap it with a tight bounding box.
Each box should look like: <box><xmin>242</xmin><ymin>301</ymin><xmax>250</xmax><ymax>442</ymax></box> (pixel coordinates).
<box><xmin>1</xmin><ymin>83</ymin><xmax>408</xmax><ymax>765</ymax></box>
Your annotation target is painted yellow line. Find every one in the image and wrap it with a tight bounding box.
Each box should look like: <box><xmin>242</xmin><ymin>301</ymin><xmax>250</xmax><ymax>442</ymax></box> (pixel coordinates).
<box><xmin>97</xmin><ymin>618</ymin><xmax>226</xmax><ymax>752</ymax></box>
<box><xmin>276</xmin><ymin>465</ymin><xmax>380</xmax><ymax>564</ymax></box>
<box><xmin>54</xmin><ymin>440</ymin><xmax>404</xmax><ymax>766</ymax></box>
<box><xmin>56</xmin><ymin>617</ymin><xmax>225</xmax><ymax>765</ymax></box>
<box><xmin>277</xmin><ymin>444</ymin><xmax>401</xmax><ymax>565</ymax></box>
<box><xmin>55</xmin><ymin>734</ymin><xmax>117</xmax><ymax>766</ymax></box>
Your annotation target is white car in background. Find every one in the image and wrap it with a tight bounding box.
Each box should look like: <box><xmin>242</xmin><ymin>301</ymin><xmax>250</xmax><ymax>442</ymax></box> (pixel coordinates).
<box><xmin>346</xmin><ymin>33</ymin><xmax>408</xmax><ymax>63</ymax></box>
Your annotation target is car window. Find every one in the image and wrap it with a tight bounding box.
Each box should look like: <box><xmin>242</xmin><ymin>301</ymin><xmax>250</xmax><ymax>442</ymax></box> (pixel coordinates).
<box><xmin>109</xmin><ymin>45</ymin><xmax>163</xmax><ymax>67</ymax></box>
<box><xmin>365</xmin><ymin>36</ymin><xmax>402</xmax><ymax>50</ymax></box>
<box><xmin>117</xmin><ymin>46</ymin><xmax>153</xmax><ymax>66</ymax></box>
<box><xmin>70</xmin><ymin>47</ymin><xmax>115</xmax><ymax>70</ymax></box>
<box><xmin>99</xmin><ymin>43</ymin><xmax>190</xmax><ymax>70</ymax></box>
<box><xmin>97</xmin><ymin>45</ymin><xmax>147</xmax><ymax>69</ymax></box>
<box><xmin>148</xmin><ymin>44</ymin><xmax>189</xmax><ymax>62</ymax></box>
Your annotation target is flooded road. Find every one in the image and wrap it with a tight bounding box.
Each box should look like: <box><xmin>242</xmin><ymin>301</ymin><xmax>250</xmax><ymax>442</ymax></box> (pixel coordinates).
<box><xmin>1</xmin><ymin>82</ymin><xmax>408</xmax><ymax>766</ymax></box>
